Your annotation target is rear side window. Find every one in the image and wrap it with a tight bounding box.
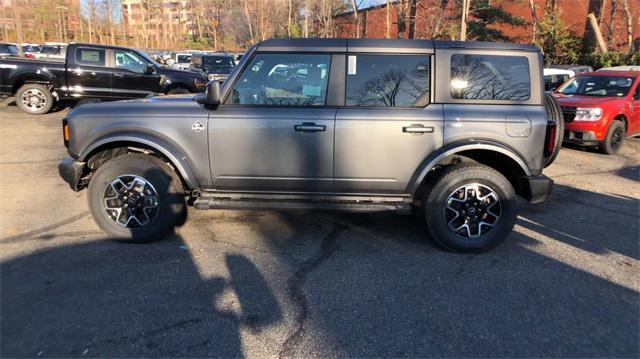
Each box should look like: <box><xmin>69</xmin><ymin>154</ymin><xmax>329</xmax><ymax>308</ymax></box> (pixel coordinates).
<box><xmin>76</xmin><ymin>48</ymin><xmax>105</xmax><ymax>67</ymax></box>
<box><xmin>346</xmin><ymin>55</ymin><xmax>430</xmax><ymax>107</ymax></box>
<box><xmin>450</xmin><ymin>54</ymin><xmax>530</xmax><ymax>100</ymax></box>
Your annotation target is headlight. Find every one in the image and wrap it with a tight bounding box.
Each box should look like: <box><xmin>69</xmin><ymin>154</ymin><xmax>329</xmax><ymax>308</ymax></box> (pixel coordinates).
<box><xmin>574</xmin><ymin>107</ymin><xmax>603</xmax><ymax>122</ymax></box>
<box><xmin>194</xmin><ymin>77</ymin><xmax>206</xmax><ymax>89</ymax></box>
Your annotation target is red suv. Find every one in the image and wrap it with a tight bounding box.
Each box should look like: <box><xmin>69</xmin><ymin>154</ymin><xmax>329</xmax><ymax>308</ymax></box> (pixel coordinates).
<box><xmin>553</xmin><ymin>70</ymin><xmax>640</xmax><ymax>154</ymax></box>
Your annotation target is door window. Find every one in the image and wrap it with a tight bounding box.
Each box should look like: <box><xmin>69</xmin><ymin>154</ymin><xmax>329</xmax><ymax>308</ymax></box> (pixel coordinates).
<box><xmin>450</xmin><ymin>54</ymin><xmax>530</xmax><ymax>100</ymax></box>
<box><xmin>346</xmin><ymin>55</ymin><xmax>430</xmax><ymax>107</ymax></box>
<box><xmin>114</xmin><ymin>50</ymin><xmax>148</xmax><ymax>73</ymax></box>
<box><xmin>230</xmin><ymin>54</ymin><xmax>330</xmax><ymax>106</ymax></box>
<box><xmin>75</xmin><ymin>48</ymin><xmax>105</xmax><ymax>67</ymax></box>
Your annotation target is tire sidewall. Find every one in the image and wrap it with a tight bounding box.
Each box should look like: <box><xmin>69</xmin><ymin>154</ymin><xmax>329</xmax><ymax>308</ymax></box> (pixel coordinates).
<box><xmin>602</xmin><ymin>120</ymin><xmax>625</xmax><ymax>155</ymax></box>
<box><xmin>88</xmin><ymin>155</ymin><xmax>184</xmax><ymax>242</ymax></box>
<box><xmin>167</xmin><ymin>87</ymin><xmax>190</xmax><ymax>95</ymax></box>
<box><xmin>425</xmin><ymin>166</ymin><xmax>518</xmax><ymax>252</ymax></box>
<box><xmin>16</xmin><ymin>84</ymin><xmax>54</xmax><ymax>115</ymax></box>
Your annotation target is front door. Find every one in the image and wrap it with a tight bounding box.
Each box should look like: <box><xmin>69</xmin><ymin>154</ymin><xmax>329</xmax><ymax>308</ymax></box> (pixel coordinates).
<box><xmin>209</xmin><ymin>53</ymin><xmax>335</xmax><ymax>192</ymax></box>
<box><xmin>111</xmin><ymin>49</ymin><xmax>162</xmax><ymax>98</ymax></box>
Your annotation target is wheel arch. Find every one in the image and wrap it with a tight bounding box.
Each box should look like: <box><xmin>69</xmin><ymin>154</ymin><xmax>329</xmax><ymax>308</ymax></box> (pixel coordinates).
<box><xmin>163</xmin><ymin>82</ymin><xmax>193</xmax><ymax>94</ymax></box>
<box><xmin>80</xmin><ymin>136</ymin><xmax>199</xmax><ymax>191</ymax></box>
<box><xmin>612</xmin><ymin>114</ymin><xmax>628</xmax><ymax>132</ymax></box>
<box><xmin>11</xmin><ymin>73</ymin><xmax>53</xmax><ymax>94</ymax></box>
<box><xmin>408</xmin><ymin>141</ymin><xmax>533</xmax><ymax>200</ymax></box>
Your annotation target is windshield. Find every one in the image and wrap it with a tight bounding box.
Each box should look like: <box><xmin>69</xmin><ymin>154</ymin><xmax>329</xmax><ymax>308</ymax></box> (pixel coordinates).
<box><xmin>40</xmin><ymin>45</ymin><xmax>63</xmax><ymax>55</ymax></box>
<box><xmin>202</xmin><ymin>56</ymin><xmax>235</xmax><ymax>73</ymax></box>
<box><xmin>558</xmin><ymin>75</ymin><xmax>635</xmax><ymax>97</ymax></box>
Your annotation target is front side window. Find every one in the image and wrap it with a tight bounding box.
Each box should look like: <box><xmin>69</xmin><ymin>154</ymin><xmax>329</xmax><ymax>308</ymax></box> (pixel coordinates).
<box><xmin>450</xmin><ymin>54</ymin><xmax>530</xmax><ymax>100</ymax></box>
<box><xmin>76</xmin><ymin>48</ymin><xmax>105</xmax><ymax>66</ymax></box>
<box><xmin>231</xmin><ymin>54</ymin><xmax>330</xmax><ymax>106</ymax></box>
<box><xmin>558</xmin><ymin>75</ymin><xmax>634</xmax><ymax>97</ymax></box>
<box><xmin>346</xmin><ymin>55</ymin><xmax>430</xmax><ymax>107</ymax></box>
<box><xmin>114</xmin><ymin>50</ymin><xmax>148</xmax><ymax>73</ymax></box>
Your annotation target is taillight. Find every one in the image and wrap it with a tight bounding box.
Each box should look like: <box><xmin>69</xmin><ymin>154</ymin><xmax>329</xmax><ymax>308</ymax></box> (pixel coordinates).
<box><xmin>547</xmin><ymin>126</ymin><xmax>556</xmax><ymax>154</ymax></box>
<box><xmin>62</xmin><ymin>118</ymin><xmax>69</xmax><ymax>148</ymax></box>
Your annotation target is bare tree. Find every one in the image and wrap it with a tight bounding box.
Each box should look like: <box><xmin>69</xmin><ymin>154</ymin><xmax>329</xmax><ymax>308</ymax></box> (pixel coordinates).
<box><xmin>432</xmin><ymin>0</ymin><xmax>449</xmax><ymax>38</ymax></box>
<box><xmin>606</xmin><ymin>0</ymin><xmax>617</xmax><ymax>47</ymax></box>
<box><xmin>460</xmin><ymin>0</ymin><xmax>471</xmax><ymax>41</ymax></box>
<box><xmin>528</xmin><ymin>0</ymin><xmax>538</xmax><ymax>42</ymax></box>
<box><xmin>621</xmin><ymin>0</ymin><xmax>634</xmax><ymax>52</ymax></box>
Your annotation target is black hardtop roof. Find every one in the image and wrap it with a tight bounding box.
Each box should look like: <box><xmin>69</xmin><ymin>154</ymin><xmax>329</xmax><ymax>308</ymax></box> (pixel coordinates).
<box><xmin>256</xmin><ymin>38</ymin><xmax>540</xmax><ymax>53</ymax></box>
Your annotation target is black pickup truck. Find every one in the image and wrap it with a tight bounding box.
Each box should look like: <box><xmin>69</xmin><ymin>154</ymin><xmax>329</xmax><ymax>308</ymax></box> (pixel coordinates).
<box><xmin>0</xmin><ymin>43</ymin><xmax>207</xmax><ymax>114</ymax></box>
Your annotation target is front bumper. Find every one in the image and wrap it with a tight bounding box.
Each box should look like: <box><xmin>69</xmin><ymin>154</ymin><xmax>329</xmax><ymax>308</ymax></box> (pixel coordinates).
<box><xmin>524</xmin><ymin>175</ymin><xmax>554</xmax><ymax>203</ymax></box>
<box><xmin>58</xmin><ymin>157</ymin><xmax>86</xmax><ymax>191</ymax></box>
<box><xmin>563</xmin><ymin>130</ymin><xmax>600</xmax><ymax>146</ymax></box>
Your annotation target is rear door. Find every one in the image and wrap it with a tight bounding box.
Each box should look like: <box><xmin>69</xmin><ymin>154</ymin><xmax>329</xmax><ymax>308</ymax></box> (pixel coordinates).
<box><xmin>209</xmin><ymin>52</ymin><xmax>336</xmax><ymax>192</ymax></box>
<box><xmin>631</xmin><ymin>81</ymin><xmax>640</xmax><ymax>134</ymax></box>
<box><xmin>66</xmin><ymin>46</ymin><xmax>111</xmax><ymax>98</ymax></box>
<box><xmin>333</xmin><ymin>54</ymin><xmax>443</xmax><ymax>194</ymax></box>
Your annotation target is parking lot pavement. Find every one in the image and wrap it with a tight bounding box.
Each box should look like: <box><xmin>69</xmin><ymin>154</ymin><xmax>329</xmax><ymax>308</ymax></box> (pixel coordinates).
<box><xmin>1</xmin><ymin>100</ymin><xmax>638</xmax><ymax>357</ymax></box>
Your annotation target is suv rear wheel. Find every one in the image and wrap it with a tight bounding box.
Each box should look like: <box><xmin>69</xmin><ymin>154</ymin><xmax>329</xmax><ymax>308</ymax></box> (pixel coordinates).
<box><xmin>87</xmin><ymin>153</ymin><xmax>186</xmax><ymax>242</ymax></box>
<box><xmin>16</xmin><ymin>83</ymin><xmax>54</xmax><ymax>115</ymax></box>
<box><xmin>424</xmin><ymin>164</ymin><xmax>518</xmax><ymax>252</ymax></box>
<box><xmin>600</xmin><ymin>119</ymin><xmax>625</xmax><ymax>155</ymax></box>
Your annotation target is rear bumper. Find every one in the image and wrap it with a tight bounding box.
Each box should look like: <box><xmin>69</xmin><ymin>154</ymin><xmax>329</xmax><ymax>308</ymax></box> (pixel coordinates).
<box><xmin>58</xmin><ymin>157</ymin><xmax>86</xmax><ymax>191</ymax></box>
<box><xmin>524</xmin><ymin>175</ymin><xmax>553</xmax><ymax>203</ymax></box>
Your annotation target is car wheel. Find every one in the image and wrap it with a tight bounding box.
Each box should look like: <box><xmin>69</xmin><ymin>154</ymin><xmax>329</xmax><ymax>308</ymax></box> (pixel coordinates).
<box><xmin>424</xmin><ymin>164</ymin><xmax>518</xmax><ymax>252</ymax></box>
<box><xmin>87</xmin><ymin>153</ymin><xmax>186</xmax><ymax>242</ymax></box>
<box><xmin>16</xmin><ymin>84</ymin><xmax>54</xmax><ymax>115</ymax></box>
<box><xmin>600</xmin><ymin>120</ymin><xmax>625</xmax><ymax>155</ymax></box>
<box><xmin>167</xmin><ymin>87</ymin><xmax>190</xmax><ymax>95</ymax></box>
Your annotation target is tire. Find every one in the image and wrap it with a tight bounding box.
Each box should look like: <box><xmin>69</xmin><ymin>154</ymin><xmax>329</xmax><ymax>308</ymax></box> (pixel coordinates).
<box><xmin>600</xmin><ymin>120</ymin><xmax>625</xmax><ymax>155</ymax></box>
<box><xmin>543</xmin><ymin>92</ymin><xmax>564</xmax><ymax>167</ymax></box>
<box><xmin>424</xmin><ymin>164</ymin><xmax>518</xmax><ymax>252</ymax></box>
<box><xmin>15</xmin><ymin>83</ymin><xmax>54</xmax><ymax>115</ymax></box>
<box><xmin>87</xmin><ymin>153</ymin><xmax>186</xmax><ymax>242</ymax></box>
<box><xmin>167</xmin><ymin>87</ymin><xmax>190</xmax><ymax>95</ymax></box>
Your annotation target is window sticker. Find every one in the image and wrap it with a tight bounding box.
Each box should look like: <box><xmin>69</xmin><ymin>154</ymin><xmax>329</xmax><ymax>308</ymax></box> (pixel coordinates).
<box><xmin>81</xmin><ymin>50</ymin><xmax>100</xmax><ymax>62</ymax></box>
<box><xmin>348</xmin><ymin>55</ymin><xmax>357</xmax><ymax>75</ymax></box>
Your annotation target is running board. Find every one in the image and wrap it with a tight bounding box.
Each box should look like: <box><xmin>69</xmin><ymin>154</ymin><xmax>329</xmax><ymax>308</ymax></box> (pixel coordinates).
<box><xmin>193</xmin><ymin>198</ymin><xmax>412</xmax><ymax>214</ymax></box>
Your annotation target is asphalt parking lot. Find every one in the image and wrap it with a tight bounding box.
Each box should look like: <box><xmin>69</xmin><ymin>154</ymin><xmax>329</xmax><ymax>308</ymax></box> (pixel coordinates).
<box><xmin>1</xmin><ymin>99</ymin><xmax>638</xmax><ymax>358</ymax></box>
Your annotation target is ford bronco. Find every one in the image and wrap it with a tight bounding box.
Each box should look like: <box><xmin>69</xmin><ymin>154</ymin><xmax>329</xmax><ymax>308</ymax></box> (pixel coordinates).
<box><xmin>58</xmin><ymin>39</ymin><xmax>561</xmax><ymax>252</ymax></box>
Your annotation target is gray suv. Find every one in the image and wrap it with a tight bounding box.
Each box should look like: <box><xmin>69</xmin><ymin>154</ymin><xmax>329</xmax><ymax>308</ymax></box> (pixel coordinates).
<box><xmin>58</xmin><ymin>39</ymin><xmax>561</xmax><ymax>252</ymax></box>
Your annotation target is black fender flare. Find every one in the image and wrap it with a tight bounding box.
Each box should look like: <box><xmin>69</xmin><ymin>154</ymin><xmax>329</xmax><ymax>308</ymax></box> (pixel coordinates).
<box><xmin>406</xmin><ymin>140</ymin><xmax>532</xmax><ymax>196</ymax></box>
<box><xmin>80</xmin><ymin>134</ymin><xmax>200</xmax><ymax>190</ymax></box>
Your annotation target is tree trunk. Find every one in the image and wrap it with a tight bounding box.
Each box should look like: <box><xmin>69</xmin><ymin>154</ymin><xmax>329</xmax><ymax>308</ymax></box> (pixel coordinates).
<box><xmin>304</xmin><ymin>0</ymin><xmax>309</xmax><ymax>37</ymax></box>
<box><xmin>350</xmin><ymin>0</ymin><xmax>359</xmax><ymax>38</ymax></box>
<box><xmin>460</xmin><ymin>0</ymin><xmax>470</xmax><ymax>41</ymax></box>
<box><xmin>243</xmin><ymin>0</ymin><xmax>255</xmax><ymax>44</ymax></box>
<box><xmin>11</xmin><ymin>0</ymin><xmax>23</xmax><ymax>54</ymax></box>
<box><xmin>386</xmin><ymin>0</ymin><xmax>391</xmax><ymax>39</ymax></box>
<box><xmin>432</xmin><ymin>0</ymin><xmax>449</xmax><ymax>38</ymax></box>
<box><xmin>288</xmin><ymin>0</ymin><xmax>292</xmax><ymax>37</ymax></box>
<box><xmin>606</xmin><ymin>0</ymin><xmax>617</xmax><ymax>47</ymax></box>
<box><xmin>407</xmin><ymin>0</ymin><xmax>416</xmax><ymax>39</ymax></box>
<box><xmin>528</xmin><ymin>0</ymin><xmax>538</xmax><ymax>43</ymax></box>
<box><xmin>621</xmin><ymin>0</ymin><xmax>633</xmax><ymax>52</ymax></box>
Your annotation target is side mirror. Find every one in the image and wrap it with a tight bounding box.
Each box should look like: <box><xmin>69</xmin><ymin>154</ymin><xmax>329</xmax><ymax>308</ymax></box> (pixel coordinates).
<box><xmin>196</xmin><ymin>80</ymin><xmax>221</xmax><ymax>107</ymax></box>
<box><xmin>144</xmin><ymin>65</ymin><xmax>155</xmax><ymax>75</ymax></box>
<box><xmin>206</xmin><ymin>80</ymin><xmax>221</xmax><ymax>105</ymax></box>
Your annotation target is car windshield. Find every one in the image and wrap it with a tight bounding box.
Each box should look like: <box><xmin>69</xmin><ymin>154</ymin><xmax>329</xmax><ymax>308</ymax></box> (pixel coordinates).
<box><xmin>40</xmin><ymin>46</ymin><xmax>62</xmax><ymax>55</ymax></box>
<box><xmin>203</xmin><ymin>56</ymin><xmax>235</xmax><ymax>73</ymax></box>
<box><xmin>558</xmin><ymin>75</ymin><xmax>634</xmax><ymax>97</ymax></box>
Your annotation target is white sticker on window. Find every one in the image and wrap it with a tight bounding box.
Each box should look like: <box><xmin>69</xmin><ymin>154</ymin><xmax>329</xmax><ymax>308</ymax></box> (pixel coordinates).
<box><xmin>302</xmin><ymin>85</ymin><xmax>321</xmax><ymax>97</ymax></box>
<box><xmin>348</xmin><ymin>55</ymin><xmax>357</xmax><ymax>75</ymax></box>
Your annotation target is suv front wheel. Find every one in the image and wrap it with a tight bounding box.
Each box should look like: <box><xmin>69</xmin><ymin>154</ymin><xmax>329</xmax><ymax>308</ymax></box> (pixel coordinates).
<box><xmin>424</xmin><ymin>164</ymin><xmax>518</xmax><ymax>252</ymax></box>
<box><xmin>87</xmin><ymin>153</ymin><xmax>186</xmax><ymax>242</ymax></box>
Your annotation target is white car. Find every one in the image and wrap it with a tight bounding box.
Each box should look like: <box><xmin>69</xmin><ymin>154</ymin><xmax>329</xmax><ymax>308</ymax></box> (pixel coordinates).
<box><xmin>171</xmin><ymin>53</ymin><xmax>192</xmax><ymax>71</ymax></box>
<box><xmin>543</xmin><ymin>68</ymin><xmax>574</xmax><ymax>92</ymax></box>
<box><xmin>597</xmin><ymin>65</ymin><xmax>640</xmax><ymax>72</ymax></box>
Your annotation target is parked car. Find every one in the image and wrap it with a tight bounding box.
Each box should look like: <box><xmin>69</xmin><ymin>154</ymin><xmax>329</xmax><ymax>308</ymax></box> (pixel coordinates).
<box><xmin>553</xmin><ymin>70</ymin><xmax>639</xmax><ymax>154</ymax></box>
<box><xmin>544</xmin><ymin>68</ymin><xmax>574</xmax><ymax>92</ymax></box>
<box><xmin>58</xmin><ymin>38</ymin><xmax>560</xmax><ymax>252</ymax></box>
<box><xmin>171</xmin><ymin>53</ymin><xmax>192</xmax><ymax>71</ymax></box>
<box><xmin>36</xmin><ymin>43</ymin><xmax>67</xmax><ymax>60</ymax></box>
<box><xmin>548</xmin><ymin>64</ymin><xmax>593</xmax><ymax>75</ymax></box>
<box><xmin>189</xmin><ymin>53</ymin><xmax>236</xmax><ymax>82</ymax></box>
<box><xmin>0</xmin><ymin>43</ymin><xmax>208</xmax><ymax>114</ymax></box>
<box><xmin>597</xmin><ymin>65</ymin><xmax>640</xmax><ymax>72</ymax></box>
<box><xmin>0</xmin><ymin>43</ymin><xmax>19</xmax><ymax>57</ymax></box>
<box><xmin>21</xmin><ymin>43</ymin><xmax>41</xmax><ymax>58</ymax></box>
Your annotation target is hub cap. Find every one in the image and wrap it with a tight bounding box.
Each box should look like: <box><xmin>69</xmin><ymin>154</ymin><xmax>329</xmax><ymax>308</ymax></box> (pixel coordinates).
<box><xmin>20</xmin><ymin>88</ymin><xmax>47</xmax><ymax>112</ymax></box>
<box><xmin>103</xmin><ymin>175</ymin><xmax>159</xmax><ymax>228</ymax></box>
<box><xmin>444</xmin><ymin>183</ymin><xmax>501</xmax><ymax>238</ymax></box>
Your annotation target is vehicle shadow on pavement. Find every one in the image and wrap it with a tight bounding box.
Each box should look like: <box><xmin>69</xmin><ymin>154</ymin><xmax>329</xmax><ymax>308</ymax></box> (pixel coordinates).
<box><xmin>519</xmin><ymin>184</ymin><xmax>639</xmax><ymax>260</ymax></box>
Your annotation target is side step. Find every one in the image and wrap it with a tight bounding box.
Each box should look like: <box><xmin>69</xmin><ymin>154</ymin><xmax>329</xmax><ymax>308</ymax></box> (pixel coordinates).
<box><xmin>193</xmin><ymin>198</ymin><xmax>412</xmax><ymax>214</ymax></box>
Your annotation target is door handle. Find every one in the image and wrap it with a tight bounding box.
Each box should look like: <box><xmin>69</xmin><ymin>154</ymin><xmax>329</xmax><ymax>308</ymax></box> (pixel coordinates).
<box><xmin>295</xmin><ymin>123</ymin><xmax>326</xmax><ymax>132</ymax></box>
<box><xmin>113</xmin><ymin>73</ymin><xmax>125</xmax><ymax>78</ymax></box>
<box><xmin>403</xmin><ymin>125</ymin><xmax>434</xmax><ymax>134</ymax></box>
